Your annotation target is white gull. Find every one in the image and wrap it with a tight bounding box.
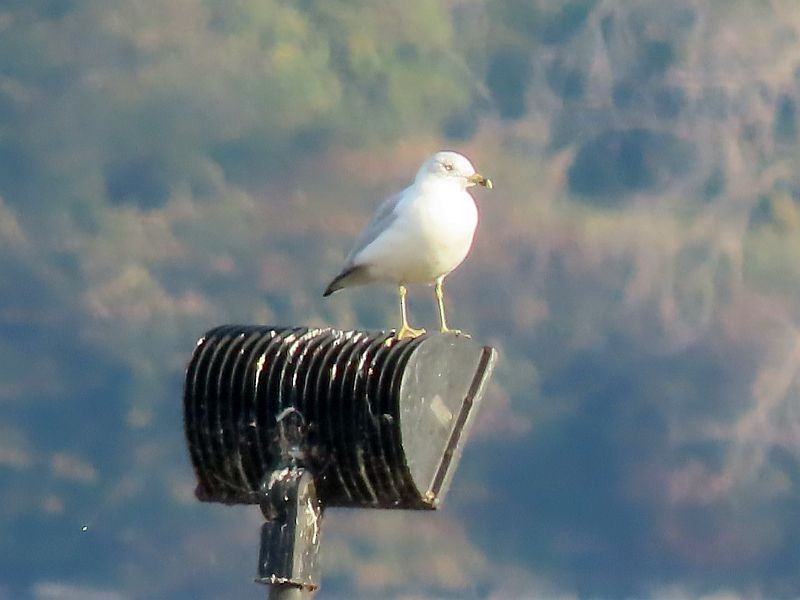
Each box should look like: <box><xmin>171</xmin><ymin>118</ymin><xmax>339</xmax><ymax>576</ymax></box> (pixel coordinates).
<box><xmin>324</xmin><ymin>151</ymin><xmax>492</xmax><ymax>340</ymax></box>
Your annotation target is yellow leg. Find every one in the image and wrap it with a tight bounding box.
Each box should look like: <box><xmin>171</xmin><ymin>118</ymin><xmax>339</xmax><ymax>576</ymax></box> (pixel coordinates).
<box><xmin>395</xmin><ymin>285</ymin><xmax>425</xmax><ymax>340</ymax></box>
<box><xmin>435</xmin><ymin>277</ymin><xmax>468</xmax><ymax>336</ymax></box>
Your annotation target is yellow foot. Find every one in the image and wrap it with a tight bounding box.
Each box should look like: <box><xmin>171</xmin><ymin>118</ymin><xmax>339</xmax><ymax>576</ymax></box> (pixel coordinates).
<box><xmin>395</xmin><ymin>325</ymin><xmax>426</xmax><ymax>340</ymax></box>
<box><xmin>440</xmin><ymin>326</ymin><xmax>470</xmax><ymax>337</ymax></box>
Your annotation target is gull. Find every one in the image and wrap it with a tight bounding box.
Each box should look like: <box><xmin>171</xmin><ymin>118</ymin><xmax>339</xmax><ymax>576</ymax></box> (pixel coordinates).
<box><xmin>323</xmin><ymin>151</ymin><xmax>492</xmax><ymax>340</ymax></box>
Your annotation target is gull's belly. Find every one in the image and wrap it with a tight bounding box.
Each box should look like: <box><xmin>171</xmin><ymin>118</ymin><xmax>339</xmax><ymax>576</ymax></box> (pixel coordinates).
<box><xmin>380</xmin><ymin>230</ymin><xmax>473</xmax><ymax>282</ymax></box>
<box><xmin>358</xmin><ymin>192</ymin><xmax>478</xmax><ymax>284</ymax></box>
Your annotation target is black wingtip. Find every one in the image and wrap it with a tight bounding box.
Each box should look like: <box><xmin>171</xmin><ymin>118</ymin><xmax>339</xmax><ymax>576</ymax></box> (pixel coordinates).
<box><xmin>323</xmin><ymin>266</ymin><xmax>359</xmax><ymax>297</ymax></box>
<box><xmin>324</xmin><ymin>276</ymin><xmax>345</xmax><ymax>296</ymax></box>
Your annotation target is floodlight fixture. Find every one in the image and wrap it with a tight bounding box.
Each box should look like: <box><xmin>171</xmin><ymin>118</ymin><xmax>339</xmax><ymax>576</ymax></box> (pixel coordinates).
<box><xmin>183</xmin><ymin>325</ymin><xmax>496</xmax><ymax>598</ymax></box>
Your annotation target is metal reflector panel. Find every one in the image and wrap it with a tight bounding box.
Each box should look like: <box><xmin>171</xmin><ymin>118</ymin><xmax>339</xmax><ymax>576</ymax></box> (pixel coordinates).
<box><xmin>183</xmin><ymin>326</ymin><xmax>496</xmax><ymax>509</ymax></box>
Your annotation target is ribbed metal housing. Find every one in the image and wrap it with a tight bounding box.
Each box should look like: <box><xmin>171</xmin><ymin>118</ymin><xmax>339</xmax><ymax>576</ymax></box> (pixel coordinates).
<box><xmin>183</xmin><ymin>325</ymin><xmax>496</xmax><ymax>509</ymax></box>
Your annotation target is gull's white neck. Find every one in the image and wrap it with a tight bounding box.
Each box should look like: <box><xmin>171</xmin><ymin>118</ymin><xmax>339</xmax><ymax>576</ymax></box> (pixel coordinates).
<box><xmin>413</xmin><ymin>175</ymin><xmax>469</xmax><ymax>196</ymax></box>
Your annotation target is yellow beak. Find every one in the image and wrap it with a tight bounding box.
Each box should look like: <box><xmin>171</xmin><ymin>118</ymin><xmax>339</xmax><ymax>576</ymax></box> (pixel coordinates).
<box><xmin>468</xmin><ymin>173</ymin><xmax>493</xmax><ymax>189</ymax></box>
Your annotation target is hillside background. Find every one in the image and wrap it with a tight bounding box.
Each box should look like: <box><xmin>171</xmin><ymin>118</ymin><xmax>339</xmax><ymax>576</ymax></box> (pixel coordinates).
<box><xmin>2</xmin><ymin>1</ymin><xmax>800</xmax><ymax>598</ymax></box>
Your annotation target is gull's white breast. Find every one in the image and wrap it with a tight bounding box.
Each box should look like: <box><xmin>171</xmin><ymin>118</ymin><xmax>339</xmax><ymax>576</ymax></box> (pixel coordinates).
<box><xmin>355</xmin><ymin>181</ymin><xmax>478</xmax><ymax>284</ymax></box>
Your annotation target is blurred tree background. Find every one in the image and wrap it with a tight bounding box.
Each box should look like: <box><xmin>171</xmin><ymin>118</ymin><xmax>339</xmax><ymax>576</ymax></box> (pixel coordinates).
<box><xmin>2</xmin><ymin>1</ymin><xmax>800</xmax><ymax>598</ymax></box>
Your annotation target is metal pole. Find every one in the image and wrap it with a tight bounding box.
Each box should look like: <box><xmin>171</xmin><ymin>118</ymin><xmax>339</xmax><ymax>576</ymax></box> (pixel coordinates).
<box><xmin>257</xmin><ymin>468</ymin><xmax>321</xmax><ymax>598</ymax></box>
<box><xmin>268</xmin><ymin>584</ymin><xmax>315</xmax><ymax>600</ymax></box>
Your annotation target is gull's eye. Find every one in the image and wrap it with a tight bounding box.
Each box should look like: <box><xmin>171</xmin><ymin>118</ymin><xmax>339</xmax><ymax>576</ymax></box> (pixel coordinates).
<box><xmin>443</xmin><ymin>163</ymin><xmax>454</xmax><ymax>172</ymax></box>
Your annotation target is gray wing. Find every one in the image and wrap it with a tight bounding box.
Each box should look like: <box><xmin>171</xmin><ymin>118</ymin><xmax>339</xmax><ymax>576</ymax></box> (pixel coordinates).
<box><xmin>342</xmin><ymin>189</ymin><xmax>405</xmax><ymax>267</ymax></box>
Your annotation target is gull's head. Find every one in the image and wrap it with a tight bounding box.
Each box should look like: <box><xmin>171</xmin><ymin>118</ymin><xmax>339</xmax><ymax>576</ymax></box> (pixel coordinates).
<box><xmin>415</xmin><ymin>151</ymin><xmax>493</xmax><ymax>190</ymax></box>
